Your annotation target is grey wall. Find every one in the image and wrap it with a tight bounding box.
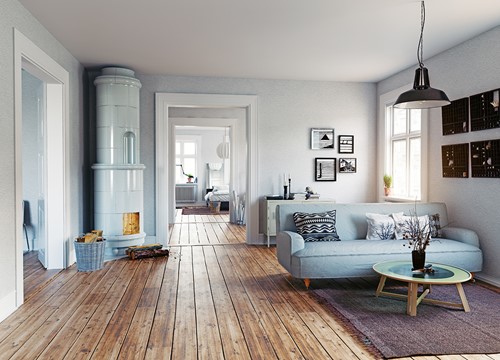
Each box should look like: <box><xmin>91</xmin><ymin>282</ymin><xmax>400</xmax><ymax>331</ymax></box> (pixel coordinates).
<box><xmin>138</xmin><ymin>75</ymin><xmax>377</xmax><ymax>238</ymax></box>
<box><xmin>377</xmin><ymin>26</ymin><xmax>500</xmax><ymax>285</ymax></box>
<box><xmin>0</xmin><ymin>0</ymin><xmax>85</xmax><ymax>304</ymax></box>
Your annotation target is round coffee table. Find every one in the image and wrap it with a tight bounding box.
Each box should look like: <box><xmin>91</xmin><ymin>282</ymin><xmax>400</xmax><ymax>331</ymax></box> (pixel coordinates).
<box><xmin>372</xmin><ymin>260</ymin><xmax>472</xmax><ymax>316</ymax></box>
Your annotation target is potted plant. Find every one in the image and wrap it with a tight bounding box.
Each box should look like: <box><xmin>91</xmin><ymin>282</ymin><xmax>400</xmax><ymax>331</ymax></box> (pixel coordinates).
<box><xmin>383</xmin><ymin>174</ymin><xmax>392</xmax><ymax>196</ymax></box>
<box><xmin>186</xmin><ymin>174</ymin><xmax>194</xmax><ymax>183</ymax></box>
<box><xmin>400</xmin><ymin>211</ymin><xmax>432</xmax><ymax>270</ymax></box>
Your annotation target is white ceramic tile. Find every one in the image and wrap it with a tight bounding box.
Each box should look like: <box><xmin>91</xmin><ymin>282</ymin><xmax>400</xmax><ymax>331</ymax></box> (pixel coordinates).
<box><xmin>109</xmin><ymin>84</ymin><xmax>129</xmax><ymax>106</ymax></box>
<box><xmin>94</xmin><ymin>191</ymin><xmax>116</xmax><ymax>213</ymax></box>
<box><xmin>96</xmin><ymin>126</ymin><xmax>112</xmax><ymax>149</ymax></box>
<box><xmin>96</xmin><ymin>106</ymin><xmax>115</xmax><ymax>127</ymax></box>
<box><xmin>94</xmin><ymin>170</ymin><xmax>113</xmax><ymax>192</ymax></box>
<box><xmin>128</xmin><ymin>86</ymin><xmax>139</xmax><ymax>108</ymax></box>
<box><xmin>96</xmin><ymin>84</ymin><xmax>110</xmax><ymax>106</ymax></box>
<box><xmin>115</xmin><ymin>190</ymin><xmax>142</xmax><ymax>213</ymax></box>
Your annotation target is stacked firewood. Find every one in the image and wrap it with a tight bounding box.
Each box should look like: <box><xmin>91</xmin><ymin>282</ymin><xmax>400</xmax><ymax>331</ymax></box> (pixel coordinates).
<box><xmin>76</xmin><ymin>230</ymin><xmax>104</xmax><ymax>243</ymax></box>
<box><xmin>126</xmin><ymin>244</ymin><xmax>169</xmax><ymax>260</ymax></box>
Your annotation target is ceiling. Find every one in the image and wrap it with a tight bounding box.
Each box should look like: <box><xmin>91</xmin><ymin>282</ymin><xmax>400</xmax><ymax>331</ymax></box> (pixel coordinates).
<box><xmin>18</xmin><ymin>0</ymin><xmax>500</xmax><ymax>82</ymax></box>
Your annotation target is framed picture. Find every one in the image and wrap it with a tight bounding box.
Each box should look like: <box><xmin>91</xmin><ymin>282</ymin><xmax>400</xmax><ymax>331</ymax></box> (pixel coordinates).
<box><xmin>315</xmin><ymin>158</ymin><xmax>336</xmax><ymax>181</ymax></box>
<box><xmin>339</xmin><ymin>158</ymin><xmax>357</xmax><ymax>173</ymax></box>
<box><xmin>338</xmin><ymin>135</ymin><xmax>354</xmax><ymax>153</ymax></box>
<box><xmin>311</xmin><ymin>128</ymin><xmax>334</xmax><ymax>149</ymax></box>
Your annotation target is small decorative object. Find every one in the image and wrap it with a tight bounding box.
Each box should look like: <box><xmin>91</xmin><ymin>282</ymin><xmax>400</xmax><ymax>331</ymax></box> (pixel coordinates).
<box><xmin>311</xmin><ymin>128</ymin><xmax>334</xmax><ymax>149</ymax></box>
<box><xmin>288</xmin><ymin>175</ymin><xmax>292</xmax><ymax>199</ymax></box>
<box><xmin>283</xmin><ymin>185</ymin><xmax>288</xmax><ymax>200</ymax></box>
<box><xmin>339</xmin><ymin>158</ymin><xmax>356</xmax><ymax>173</ymax></box>
<box><xmin>315</xmin><ymin>158</ymin><xmax>336</xmax><ymax>181</ymax></box>
<box><xmin>338</xmin><ymin>135</ymin><xmax>354</xmax><ymax>153</ymax></box>
<box><xmin>383</xmin><ymin>174</ymin><xmax>392</xmax><ymax>196</ymax></box>
<box><xmin>186</xmin><ymin>174</ymin><xmax>194</xmax><ymax>182</ymax></box>
<box><xmin>398</xmin><ymin>207</ymin><xmax>432</xmax><ymax>270</ymax></box>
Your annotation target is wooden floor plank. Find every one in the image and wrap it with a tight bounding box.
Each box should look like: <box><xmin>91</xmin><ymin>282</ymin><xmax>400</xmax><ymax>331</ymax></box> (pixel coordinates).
<box><xmin>202</xmin><ymin>246</ymin><xmax>252</xmax><ymax>360</ymax></box>
<box><xmin>144</xmin><ymin>249</ymin><xmax>180</xmax><ymax>359</ymax></box>
<box><xmin>192</xmin><ymin>246</ymin><xmax>225</xmax><ymax>359</ymax></box>
<box><xmin>63</xmin><ymin>260</ymin><xmax>141</xmax><ymax>360</ymax></box>
<box><xmin>118</xmin><ymin>257</ymin><xmax>167</xmax><ymax>360</ymax></box>
<box><xmin>171</xmin><ymin>246</ymin><xmax>197</xmax><ymax>359</ymax></box>
<box><xmin>90</xmin><ymin>260</ymin><xmax>153</xmax><ymax>359</ymax></box>
<box><xmin>37</xmin><ymin>260</ymin><xmax>127</xmax><ymax>359</ymax></box>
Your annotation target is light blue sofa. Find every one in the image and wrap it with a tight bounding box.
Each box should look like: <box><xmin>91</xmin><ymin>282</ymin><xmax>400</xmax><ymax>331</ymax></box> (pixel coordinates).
<box><xmin>276</xmin><ymin>202</ymin><xmax>483</xmax><ymax>287</ymax></box>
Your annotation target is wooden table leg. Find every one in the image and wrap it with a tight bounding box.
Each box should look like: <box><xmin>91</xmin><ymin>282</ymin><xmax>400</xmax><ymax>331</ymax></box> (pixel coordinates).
<box><xmin>456</xmin><ymin>283</ymin><xmax>470</xmax><ymax>312</ymax></box>
<box><xmin>375</xmin><ymin>275</ymin><xmax>387</xmax><ymax>297</ymax></box>
<box><xmin>407</xmin><ymin>282</ymin><xmax>418</xmax><ymax>316</ymax></box>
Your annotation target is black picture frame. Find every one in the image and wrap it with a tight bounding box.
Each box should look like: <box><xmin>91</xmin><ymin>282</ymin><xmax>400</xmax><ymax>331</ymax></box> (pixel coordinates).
<box><xmin>338</xmin><ymin>135</ymin><xmax>354</xmax><ymax>153</ymax></box>
<box><xmin>311</xmin><ymin>128</ymin><xmax>334</xmax><ymax>149</ymax></box>
<box><xmin>339</xmin><ymin>158</ymin><xmax>356</xmax><ymax>173</ymax></box>
<box><xmin>315</xmin><ymin>158</ymin><xmax>336</xmax><ymax>181</ymax></box>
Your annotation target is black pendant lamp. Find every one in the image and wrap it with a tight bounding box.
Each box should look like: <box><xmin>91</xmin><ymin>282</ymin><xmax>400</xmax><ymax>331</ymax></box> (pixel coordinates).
<box><xmin>394</xmin><ymin>1</ymin><xmax>450</xmax><ymax>109</ymax></box>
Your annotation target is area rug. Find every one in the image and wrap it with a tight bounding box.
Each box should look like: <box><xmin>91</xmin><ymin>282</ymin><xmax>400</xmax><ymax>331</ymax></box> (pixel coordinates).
<box><xmin>181</xmin><ymin>206</ymin><xmax>228</xmax><ymax>215</ymax></box>
<box><xmin>310</xmin><ymin>277</ymin><xmax>500</xmax><ymax>358</ymax></box>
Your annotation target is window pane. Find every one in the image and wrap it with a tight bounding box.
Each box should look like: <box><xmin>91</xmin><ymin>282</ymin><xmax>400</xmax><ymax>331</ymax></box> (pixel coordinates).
<box><xmin>392</xmin><ymin>139</ymin><xmax>407</xmax><ymax>196</ymax></box>
<box><xmin>183</xmin><ymin>158</ymin><xmax>196</xmax><ymax>177</ymax></box>
<box><xmin>393</xmin><ymin>108</ymin><xmax>407</xmax><ymax>135</ymax></box>
<box><xmin>184</xmin><ymin>142</ymin><xmax>196</xmax><ymax>155</ymax></box>
<box><xmin>176</xmin><ymin>142</ymin><xmax>180</xmax><ymax>155</ymax></box>
<box><xmin>410</xmin><ymin>109</ymin><xmax>421</xmax><ymax>132</ymax></box>
<box><xmin>409</xmin><ymin>138</ymin><xmax>421</xmax><ymax>199</ymax></box>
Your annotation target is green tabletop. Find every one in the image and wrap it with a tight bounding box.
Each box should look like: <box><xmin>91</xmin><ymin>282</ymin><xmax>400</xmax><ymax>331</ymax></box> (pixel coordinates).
<box><xmin>373</xmin><ymin>260</ymin><xmax>471</xmax><ymax>284</ymax></box>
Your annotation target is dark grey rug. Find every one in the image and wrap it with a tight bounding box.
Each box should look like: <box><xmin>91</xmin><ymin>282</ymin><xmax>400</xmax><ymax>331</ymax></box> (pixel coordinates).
<box><xmin>310</xmin><ymin>277</ymin><xmax>500</xmax><ymax>359</ymax></box>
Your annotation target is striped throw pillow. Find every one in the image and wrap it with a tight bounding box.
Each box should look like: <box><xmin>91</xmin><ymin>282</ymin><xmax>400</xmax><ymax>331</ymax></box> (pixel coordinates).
<box><xmin>293</xmin><ymin>210</ymin><xmax>340</xmax><ymax>242</ymax></box>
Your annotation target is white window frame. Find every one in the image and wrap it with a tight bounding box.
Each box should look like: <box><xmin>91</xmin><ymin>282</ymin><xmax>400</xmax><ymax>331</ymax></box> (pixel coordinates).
<box><xmin>175</xmin><ymin>135</ymin><xmax>201</xmax><ymax>184</ymax></box>
<box><xmin>378</xmin><ymin>86</ymin><xmax>429</xmax><ymax>202</ymax></box>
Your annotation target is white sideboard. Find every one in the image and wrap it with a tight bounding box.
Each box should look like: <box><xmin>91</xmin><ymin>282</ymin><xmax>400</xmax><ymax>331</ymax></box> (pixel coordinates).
<box><xmin>263</xmin><ymin>199</ymin><xmax>336</xmax><ymax>247</ymax></box>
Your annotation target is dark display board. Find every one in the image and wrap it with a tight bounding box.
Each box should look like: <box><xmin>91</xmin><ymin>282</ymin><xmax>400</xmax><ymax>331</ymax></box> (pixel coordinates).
<box><xmin>441</xmin><ymin>97</ymin><xmax>469</xmax><ymax>135</ymax></box>
<box><xmin>469</xmin><ymin>89</ymin><xmax>500</xmax><ymax>131</ymax></box>
<box><xmin>470</xmin><ymin>139</ymin><xmax>500</xmax><ymax>178</ymax></box>
<box><xmin>441</xmin><ymin>143</ymin><xmax>469</xmax><ymax>178</ymax></box>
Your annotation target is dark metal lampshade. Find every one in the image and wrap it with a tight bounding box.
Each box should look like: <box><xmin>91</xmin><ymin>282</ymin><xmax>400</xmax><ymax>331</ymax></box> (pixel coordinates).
<box><xmin>394</xmin><ymin>67</ymin><xmax>450</xmax><ymax>109</ymax></box>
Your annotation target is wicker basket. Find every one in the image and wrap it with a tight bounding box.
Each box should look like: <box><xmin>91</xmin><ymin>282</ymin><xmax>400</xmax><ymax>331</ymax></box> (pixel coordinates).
<box><xmin>74</xmin><ymin>240</ymin><xmax>106</xmax><ymax>271</ymax></box>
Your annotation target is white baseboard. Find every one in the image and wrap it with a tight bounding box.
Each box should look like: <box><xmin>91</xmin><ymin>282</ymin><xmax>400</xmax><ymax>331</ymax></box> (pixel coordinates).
<box><xmin>475</xmin><ymin>273</ymin><xmax>500</xmax><ymax>288</ymax></box>
<box><xmin>0</xmin><ymin>291</ymin><xmax>18</xmax><ymax>323</ymax></box>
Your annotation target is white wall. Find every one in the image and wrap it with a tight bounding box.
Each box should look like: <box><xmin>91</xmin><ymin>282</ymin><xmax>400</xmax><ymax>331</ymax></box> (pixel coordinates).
<box><xmin>377</xmin><ymin>26</ymin><xmax>500</xmax><ymax>285</ymax></box>
<box><xmin>138</xmin><ymin>75</ymin><xmax>377</xmax><ymax>239</ymax></box>
<box><xmin>0</xmin><ymin>0</ymin><xmax>85</xmax><ymax>313</ymax></box>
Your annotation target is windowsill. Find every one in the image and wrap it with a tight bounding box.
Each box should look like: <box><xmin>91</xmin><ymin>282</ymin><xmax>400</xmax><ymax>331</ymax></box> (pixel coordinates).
<box><xmin>383</xmin><ymin>196</ymin><xmax>421</xmax><ymax>203</ymax></box>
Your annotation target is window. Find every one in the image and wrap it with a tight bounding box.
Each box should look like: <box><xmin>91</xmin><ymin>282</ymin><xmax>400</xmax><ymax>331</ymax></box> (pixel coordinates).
<box><xmin>385</xmin><ymin>106</ymin><xmax>423</xmax><ymax>200</ymax></box>
<box><xmin>176</xmin><ymin>139</ymin><xmax>198</xmax><ymax>184</ymax></box>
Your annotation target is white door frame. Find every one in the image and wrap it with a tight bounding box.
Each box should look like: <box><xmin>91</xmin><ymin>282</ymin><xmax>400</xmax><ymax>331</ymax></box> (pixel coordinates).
<box><xmin>155</xmin><ymin>93</ymin><xmax>258</xmax><ymax>244</ymax></box>
<box><xmin>14</xmin><ymin>29</ymin><xmax>70</xmax><ymax>306</ymax></box>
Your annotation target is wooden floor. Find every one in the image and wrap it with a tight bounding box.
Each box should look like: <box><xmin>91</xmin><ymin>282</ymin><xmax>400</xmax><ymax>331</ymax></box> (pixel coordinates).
<box><xmin>4</xmin><ymin>211</ymin><xmax>498</xmax><ymax>359</ymax></box>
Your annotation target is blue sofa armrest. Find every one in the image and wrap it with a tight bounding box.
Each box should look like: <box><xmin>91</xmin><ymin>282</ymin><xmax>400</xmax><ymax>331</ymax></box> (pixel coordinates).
<box><xmin>440</xmin><ymin>226</ymin><xmax>480</xmax><ymax>248</ymax></box>
<box><xmin>276</xmin><ymin>231</ymin><xmax>305</xmax><ymax>272</ymax></box>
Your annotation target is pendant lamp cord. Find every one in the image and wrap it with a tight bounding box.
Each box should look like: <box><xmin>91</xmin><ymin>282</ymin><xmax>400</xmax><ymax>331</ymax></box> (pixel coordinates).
<box><xmin>417</xmin><ymin>1</ymin><xmax>425</xmax><ymax>68</ymax></box>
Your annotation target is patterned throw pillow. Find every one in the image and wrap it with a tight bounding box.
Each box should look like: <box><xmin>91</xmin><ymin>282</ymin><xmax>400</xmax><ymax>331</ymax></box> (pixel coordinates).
<box><xmin>293</xmin><ymin>210</ymin><xmax>340</xmax><ymax>242</ymax></box>
<box><xmin>428</xmin><ymin>213</ymin><xmax>442</xmax><ymax>238</ymax></box>
<box><xmin>392</xmin><ymin>213</ymin><xmax>431</xmax><ymax>240</ymax></box>
<box><xmin>365</xmin><ymin>213</ymin><xmax>400</xmax><ymax>240</ymax></box>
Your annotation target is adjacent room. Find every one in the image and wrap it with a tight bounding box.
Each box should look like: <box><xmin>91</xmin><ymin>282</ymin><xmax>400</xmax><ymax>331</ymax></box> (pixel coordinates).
<box><xmin>1</xmin><ymin>0</ymin><xmax>500</xmax><ymax>358</ymax></box>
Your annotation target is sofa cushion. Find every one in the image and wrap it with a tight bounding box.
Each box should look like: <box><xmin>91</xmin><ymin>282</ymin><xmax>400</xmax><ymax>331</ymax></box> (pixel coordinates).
<box><xmin>293</xmin><ymin>210</ymin><xmax>340</xmax><ymax>242</ymax></box>
<box><xmin>365</xmin><ymin>212</ymin><xmax>400</xmax><ymax>240</ymax></box>
<box><xmin>428</xmin><ymin>213</ymin><xmax>442</xmax><ymax>238</ymax></box>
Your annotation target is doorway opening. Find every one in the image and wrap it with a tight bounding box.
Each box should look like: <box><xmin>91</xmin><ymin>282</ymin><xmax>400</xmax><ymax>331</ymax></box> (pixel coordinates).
<box><xmin>155</xmin><ymin>93</ymin><xmax>258</xmax><ymax>246</ymax></box>
<box><xmin>14</xmin><ymin>29</ymin><xmax>69</xmax><ymax>308</ymax></box>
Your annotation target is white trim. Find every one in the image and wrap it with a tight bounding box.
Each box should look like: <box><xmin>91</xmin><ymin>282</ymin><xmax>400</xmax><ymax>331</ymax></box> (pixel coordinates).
<box><xmin>0</xmin><ymin>291</ymin><xmax>17</xmax><ymax>323</ymax></box>
<box><xmin>378</xmin><ymin>84</ymin><xmax>428</xmax><ymax>202</ymax></box>
<box><xmin>155</xmin><ymin>93</ymin><xmax>258</xmax><ymax>244</ymax></box>
<box><xmin>14</xmin><ymin>29</ymin><xmax>70</xmax><ymax>308</ymax></box>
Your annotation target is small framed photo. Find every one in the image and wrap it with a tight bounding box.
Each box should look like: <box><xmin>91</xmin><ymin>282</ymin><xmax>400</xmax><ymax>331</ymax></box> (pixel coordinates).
<box><xmin>311</xmin><ymin>128</ymin><xmax>334</xmax><ymax>149</ymax></box>
<box><xmin>339</xmin><ymin>158</ymin><xmax>357</xmax><ymax>173</ymax></box>
<box><xmin>315</xmin><ymin>158</ymin><xmax>336</xmax><ymax>181</ymax></box>
<box><xmin>338</xmin><ymin>135</ymin><xmax>354</xmax><ymax>153</ymax></box>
